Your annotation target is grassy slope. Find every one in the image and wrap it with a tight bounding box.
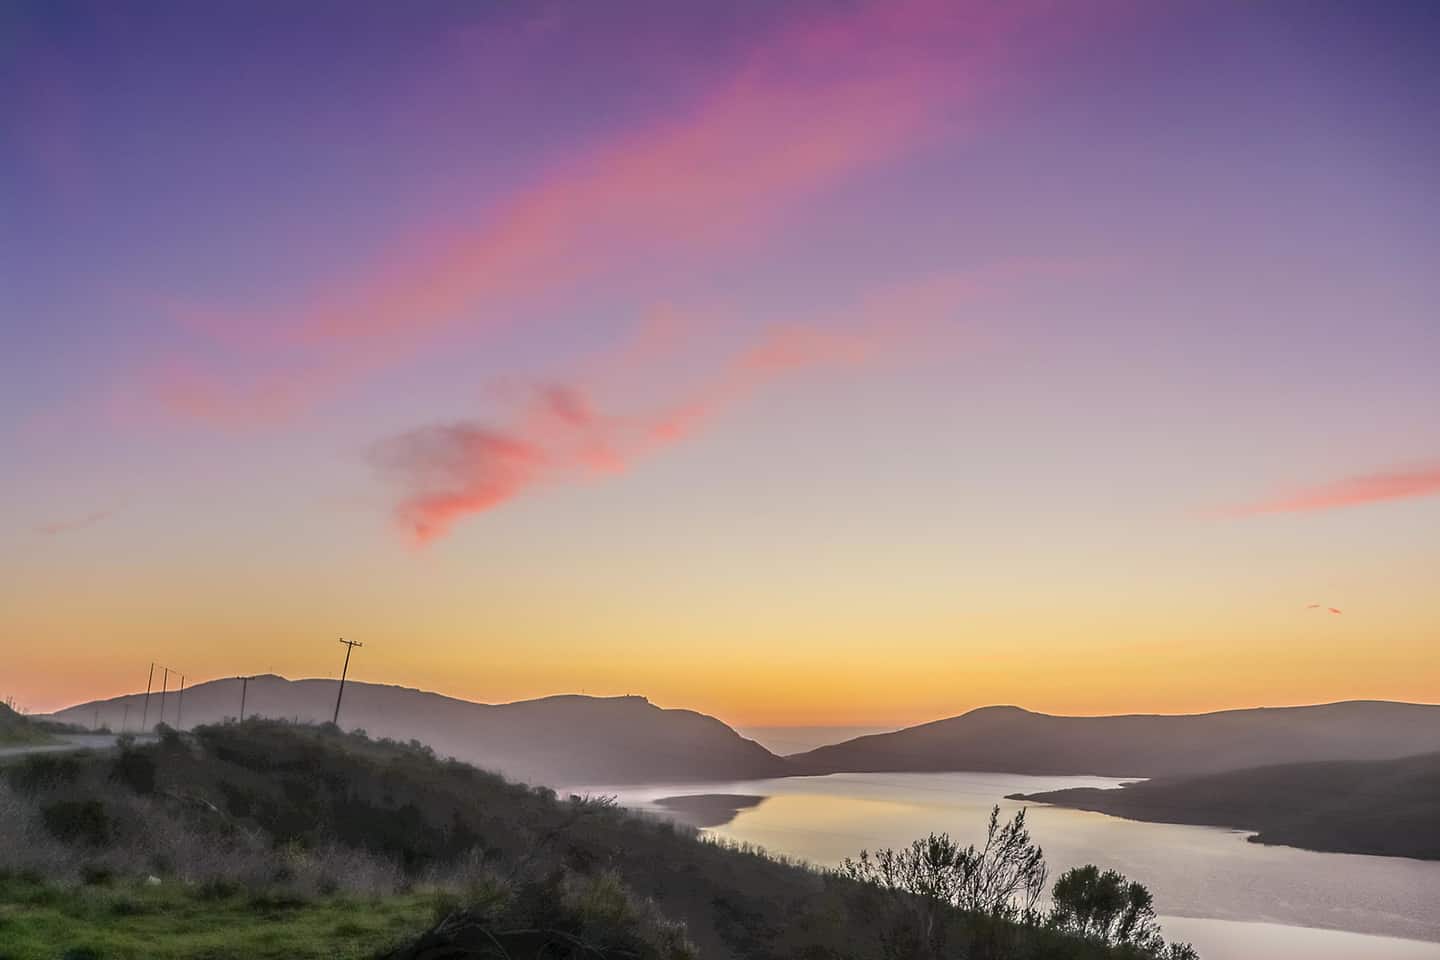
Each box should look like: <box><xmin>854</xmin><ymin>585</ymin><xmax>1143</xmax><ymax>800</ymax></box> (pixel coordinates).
<box><xmin>1013</xmin><ymin>751</ymin><xmax>1440</xmax><ymax>860</ymax></box>
<box><xmin>0</xmin><ymin>875</ymin><xmax>434</xmax><ymax>960</ymax></box>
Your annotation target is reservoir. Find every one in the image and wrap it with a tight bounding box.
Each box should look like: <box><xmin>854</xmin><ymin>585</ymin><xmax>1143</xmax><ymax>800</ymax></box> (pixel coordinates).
<box><xmin>572</xmin><ymin>771</ymin><xmax>1440</xmax><ymax>960</ymax></box>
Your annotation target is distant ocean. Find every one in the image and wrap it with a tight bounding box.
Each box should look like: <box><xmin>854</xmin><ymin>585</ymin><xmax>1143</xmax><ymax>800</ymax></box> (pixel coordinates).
<box><xmin>738</xmin><ymin>726</ymin><xmax>896</xmax><ymax>755</ymax></box>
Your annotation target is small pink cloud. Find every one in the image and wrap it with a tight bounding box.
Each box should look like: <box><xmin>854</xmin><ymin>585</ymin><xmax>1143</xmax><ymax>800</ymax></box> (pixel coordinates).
<box><xmin>1225</xmin><ymin>463</ymin><xmax>1440</xmax><ymax>517</ymax></box>
<box><xmin>372</xmin><ymin>326</ymin><xmax>892</xmax><ymax>544</ymax></box>
<box><xmin>370</xmin><ymin>262</ymin><xmax>1044</xmax><ymax>544</ymax></box>
<box><xmin>35</xmin><ymin>509</ymin><xmax>111</xmax><ymax>536</ymax></box>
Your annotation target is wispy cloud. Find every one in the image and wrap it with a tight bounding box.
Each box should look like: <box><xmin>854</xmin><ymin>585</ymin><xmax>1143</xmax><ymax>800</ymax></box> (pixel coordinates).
<box><xmin>1225</xmin><ymin>463</ymin><xmax>1440</xmax><ymax>517</ymax></box>
<box><xmin>141</xmin><ymin>0</ymin><xmax>1039</xmax><ymax>426</ymax></box>
<box><xmin>371</xmin><ymin>268</ymin><xmax>1004</xmax><ymax>543</ymax></box>
<box><xmin>372</xmin><ymin>324</ymin><xmax>898</xmax><ymax>544</ymax></box>
<box><xmin>35</xmin><ymin>509</ymin><xmax>111</xmax><ymax>536</ymax></box>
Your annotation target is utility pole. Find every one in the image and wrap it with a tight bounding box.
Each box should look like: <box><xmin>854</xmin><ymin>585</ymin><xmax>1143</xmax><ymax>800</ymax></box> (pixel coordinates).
<box><xmin>238</xmin><ymin>676</ymin><xmax>249</xmax><ymax>722</ymax></box>
<box><xmin>177</xmin><ymin>675</ymin><xmax>185</xmax><ymax>730</ymax></box>
<box><xmin>158</xmin><ymin>667</ymin><xmax>170</xmax><ymax>727</ymax></box>
<box><xmin>333</xmin><ymin>638</ymin><xmax>363</xmax><ymax>726</ymax></box>
<box><xmin>141</xmin><ymin>663</ymin><xmax>154</xmax><ymax>731</ymax></box>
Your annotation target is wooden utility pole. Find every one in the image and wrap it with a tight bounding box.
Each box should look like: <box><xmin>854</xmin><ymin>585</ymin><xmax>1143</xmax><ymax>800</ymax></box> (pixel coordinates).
<box><xmin>238</xmin><ymin>676</ymin><xmax>250</xmax><ymax>722</ymax></box>
<box><xmin>333</xmin><ymin>638</ymin><xmax>363</xmax><ymax>725</ymax></box>
<box><xmin>141</xmin><ymin>663</ymin><xmax>154</xmax><ymax>731</ymax></box>
<box><xmin>158</xmin><ymin>667</ymin><xmax>170</xmax><ymax>726</ymax></box>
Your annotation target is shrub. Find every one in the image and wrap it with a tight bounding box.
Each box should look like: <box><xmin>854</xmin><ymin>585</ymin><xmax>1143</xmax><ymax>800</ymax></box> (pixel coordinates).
<box><xmin>110</xmin><ymin>747</ymin><xmax>156</xmax><ymax>794</ymax></box>
<box><xmin>42</xmin><ymin>801</ymin><xmax>113</xmax><ymax>847</ymax></box>
<box><xmin>1049</xmin><ymin>864</ymin><xmax>1198</xmax><ymax>959</ymax></box>
<box><xmin>7</xmin><ymin>753</ymin><xmax>83</xmax><ymax>792</ymax></box>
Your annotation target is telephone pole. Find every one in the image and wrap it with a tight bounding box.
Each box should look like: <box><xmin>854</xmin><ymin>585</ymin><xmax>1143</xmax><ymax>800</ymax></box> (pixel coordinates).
<box><xmin>158</xmin><ymin>667</ymin><xmax>170</xmax><ymax>726</ymax></box>
<box><xmin>238</xmin><ymin>676</ymin><xmax>250</xmax><ymax>722</ymax></box>
<box><xmin>333</xmin><ymin>638</ymin><xmax>363</xmax><ymax>725</ymax></box>
<box><xmin>141</xmin><ymin>663</ymin><xmax>154</xmax><ymax>731</ymax></box>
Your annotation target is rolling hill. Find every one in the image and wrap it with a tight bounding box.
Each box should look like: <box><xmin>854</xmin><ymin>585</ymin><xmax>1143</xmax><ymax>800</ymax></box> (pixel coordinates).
<box><xmin>45</xmin><ymin>676</ymin><xmax>790</xmax><ymax>786</ymax></box>
<box><xmin>787</xmin><ymin>701</ymin><xmax>1440</xmax><ymax>778</ymax></box>
<box><xmin>1011</xmin><ymin>751</ymin><xmax>1440</xmax><ymax>860</ymax></box>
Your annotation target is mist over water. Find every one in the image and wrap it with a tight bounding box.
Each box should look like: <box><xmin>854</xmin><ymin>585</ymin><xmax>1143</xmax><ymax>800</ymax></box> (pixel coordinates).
<box><xmin>574</xmin><ymin>771</ymin><xmax>1440</xmax><ymax>960</ymax></box>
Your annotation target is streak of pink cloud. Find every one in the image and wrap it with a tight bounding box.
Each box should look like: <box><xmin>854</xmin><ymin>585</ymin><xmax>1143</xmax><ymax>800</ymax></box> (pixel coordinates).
<box><xmin>35</xmin><ymin>510</ymin><xmax>111</xmax><ymax>536</ymax></box>
<box><xmin>374</xmin><ymin>327</ymin><xmax>887</xmax><ymax>543</ymax></box>
<box><xmin>373</xmin><ymin>264</ymin><xmax>1012</xmax><ymax>544</ymax></box>
<box><xmin>143</xmin><ymin>0</ymin><xmax>1042</xmax><ymax>426</ymax></box>
<box><xmin>1226</xmin><ymin>463</ymin><xmax>1440</xmax><ymax>517</ymax></box>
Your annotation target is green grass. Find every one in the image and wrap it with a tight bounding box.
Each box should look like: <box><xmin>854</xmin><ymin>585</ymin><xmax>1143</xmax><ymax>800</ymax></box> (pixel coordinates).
<box><xmin>0</xmin><ymin>876</ymin><xmax>436</xmax><ymax>960</ymax></box>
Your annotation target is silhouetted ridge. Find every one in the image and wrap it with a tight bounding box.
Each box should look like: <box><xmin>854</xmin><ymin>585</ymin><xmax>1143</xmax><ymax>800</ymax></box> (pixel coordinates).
<box><xmin>788</xmin><ymin>700</ymin><xmax>1440</xmax><ymax>777</ymax></box>
<box><xmin>46</xmin><ymin>676</ymin><xmax>788</xmax><ymax>786</ymax></box>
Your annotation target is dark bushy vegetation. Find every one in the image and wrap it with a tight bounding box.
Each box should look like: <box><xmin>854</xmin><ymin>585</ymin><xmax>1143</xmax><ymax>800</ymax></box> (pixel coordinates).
<box><xmin>839</xmin><ymin>808</ymin><xmax>1194</xmax><ymax>960</ymax></box>
<box><xmin>1</xmin><ymin>720</ymin><xmax>1198</xmax><ymax>959</ymax></box>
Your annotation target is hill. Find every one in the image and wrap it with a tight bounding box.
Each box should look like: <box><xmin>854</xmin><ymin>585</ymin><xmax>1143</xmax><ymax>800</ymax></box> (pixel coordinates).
<box><xmin>0</xmin><ymin>720</ymin><xmax>1197</xmax><ymax>959</ymax></box>
<box><xmin>787</xmin><ymin>701</ymin><xmax>1440</xmax><ymax>778</ymax></box>
<box><xmin>44</xmin><ymin>676</ymin><xmax>790</xmax><ymax>786</ymax></box>
<box><xmin>1010</xmin><ymin>751</ymin><xmax>1440</xmax><ymax>860</ymax></box>
<box><xmin>0</xmin><ymin>700</ymin><xmax>61</xmax><ymax>746</ymax></box>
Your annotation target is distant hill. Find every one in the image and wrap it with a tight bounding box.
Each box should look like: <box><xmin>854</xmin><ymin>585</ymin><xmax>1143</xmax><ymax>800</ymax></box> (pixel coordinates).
<box><xmin>1011</xmin><ymin>751</ymin><xmax>1440</xmax><ymax>860</ymax></box>
<box><xmin>45</xmin><ymin>676</ymin><xmax>790</xmax><ymax>786</ymax></box>
<box><xmin>787</xmin><ymin>701</ymin><xmax>1440</xmax><ymax>778</ymax></box>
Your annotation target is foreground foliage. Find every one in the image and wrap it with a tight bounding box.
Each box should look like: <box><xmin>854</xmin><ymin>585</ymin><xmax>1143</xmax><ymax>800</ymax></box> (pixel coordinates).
<box><xmin>840</xmin><ymin>809</ymin><xmax>1195</xmax><ymax>960</ymax></box>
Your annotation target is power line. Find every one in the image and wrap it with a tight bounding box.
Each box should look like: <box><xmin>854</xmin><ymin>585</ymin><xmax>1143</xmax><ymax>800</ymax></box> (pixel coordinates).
<box><xmin>333</xmin><ymin>638</ymin><xmax>363</xmax><ymax>726</ymax></box>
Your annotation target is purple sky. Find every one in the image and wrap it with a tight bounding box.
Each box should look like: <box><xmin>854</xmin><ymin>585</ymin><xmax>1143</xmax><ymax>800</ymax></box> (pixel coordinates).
<box><xmin>3</xmin><ymin>1</ymin><xmax>1438</xmax><ymax>722</ymax></box>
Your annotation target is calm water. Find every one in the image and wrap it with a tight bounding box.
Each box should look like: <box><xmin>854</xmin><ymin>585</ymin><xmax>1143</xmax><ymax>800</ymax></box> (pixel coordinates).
<box><xmin>570</xmin><ymin>772</ymin><xmax>1440</xmax><ymax>960</ymax></box>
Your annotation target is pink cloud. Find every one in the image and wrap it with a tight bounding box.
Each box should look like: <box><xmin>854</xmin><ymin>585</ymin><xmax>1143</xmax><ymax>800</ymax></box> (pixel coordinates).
<box><xmin>35</xmin><ymin>510</ymin><xmax>111</xmax><ymax>536</ymax></box>
<box><xmin>142</xmin><ymin>0</ymin><xmax>1039</xmax><ymax>426</ymax></box>
<box><xmin>1227</xmin><ymin>463</ymin><xmax>1440</xmax><ymax>517</ymax></box>
<box><xmin>372</xmin><ymin>264</ymin><xmax>1019</xmax><ymax>544</ymax></box>
<box><xmin>373</xmin><ymin>326</ymin><xmax>891</xmax><ymax>543</ymax></box>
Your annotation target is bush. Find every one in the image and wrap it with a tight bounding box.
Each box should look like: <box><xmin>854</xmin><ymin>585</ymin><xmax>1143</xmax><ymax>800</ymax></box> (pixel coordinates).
<box><xmin>1049</xmin><ymin>865</ymin><xmax>1197</xmax><ymax>959</ymax></box>
<box><xmin>111</xmin><ymin>746</ymin><xmax>157</xmax><ymax>794</ymax></box>
<box><xmin>41</xmin><ymin>801</ymin><xmax>113</xmax><ymax>847</ymax></box>
<box><xmin>7</xmin><ymin>753</ymin><xmax>82</xmax><ymax>792</ymax></box>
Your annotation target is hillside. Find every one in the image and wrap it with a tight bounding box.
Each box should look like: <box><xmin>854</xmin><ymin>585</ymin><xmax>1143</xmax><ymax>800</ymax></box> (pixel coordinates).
<box><xmin>45</xmin><ymin>676</ymin><xmax>790</xmax><ymax>786</ymax></box>
<box><xmin>787</xmin><ymin>701</ymin><xmax>1440</xmax><ymax>778</ymax></box>
<box><xmin>1</xmin><ymin>701</ymin><xmax>58</xmax><ymax>746</ymax></box>
<box><xmin>0</xmin><ymin>721</ymin><xmax>1197</xmax><ymax>959</ymax></box>
<box><xmin>1010</xmin><ymin>751</ymin><xmax>1440</xmax><ymax>860</ymax></box>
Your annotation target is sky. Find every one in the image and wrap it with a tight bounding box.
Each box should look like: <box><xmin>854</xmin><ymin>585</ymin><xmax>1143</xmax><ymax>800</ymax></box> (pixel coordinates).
<box><xmin>3</xmin><ymin>0</ymin><xmax>1438</xmax><ymax>726</ymax></box>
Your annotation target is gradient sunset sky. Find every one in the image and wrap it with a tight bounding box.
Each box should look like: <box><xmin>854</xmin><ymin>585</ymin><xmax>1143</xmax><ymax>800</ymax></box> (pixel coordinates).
<box><xmin>4</xmin><ymin>0</ymin><xmax>1438</xmax><ymax>725</ymax></box>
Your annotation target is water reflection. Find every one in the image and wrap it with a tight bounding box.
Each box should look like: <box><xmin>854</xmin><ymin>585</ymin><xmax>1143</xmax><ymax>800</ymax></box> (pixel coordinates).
<box><xmin>652</xmin><ymin>793</ymin><xmax>766</xmax><ymax>829</ymax></box>
<box><xmin>570</xmin><ymin>771</ymin><xmax>1440</xmax><ymax>959</ymax></box>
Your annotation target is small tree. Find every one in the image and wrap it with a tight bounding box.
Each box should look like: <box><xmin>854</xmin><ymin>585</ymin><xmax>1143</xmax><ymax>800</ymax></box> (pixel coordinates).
<box><xmin>1049</xmin><ymin>863</ymin><xmax>1196</xmax><ymax>958</ymax></box>
<box><xmin>839</xmin><ymin>805</ymin><xmax>1047</xmax><ymax>957</ymax></box>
